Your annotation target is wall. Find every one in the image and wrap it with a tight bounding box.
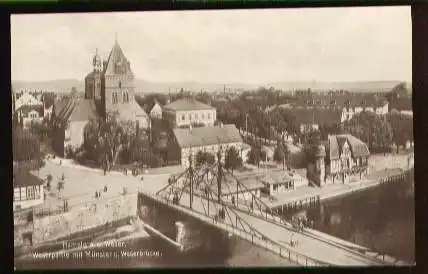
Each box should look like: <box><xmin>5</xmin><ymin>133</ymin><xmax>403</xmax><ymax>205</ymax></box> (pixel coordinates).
<box><xmin>31</xmin><ymin>193</ymin><xmax>137</xmax><ymax>245</ymax></box>
<box><xmin>64</xmin><ymin>121</ymin><xmax>88</xmax><ymax>150</ymax></box>
<box><xmin>175</xmin><ymin>109</ymin><xmax>216</xmax><ymax>127</ymax></box>
<box><xmin>180</xmin><ymin>142</ymin><xmax>243</xmax><ymax>168</ymax></box>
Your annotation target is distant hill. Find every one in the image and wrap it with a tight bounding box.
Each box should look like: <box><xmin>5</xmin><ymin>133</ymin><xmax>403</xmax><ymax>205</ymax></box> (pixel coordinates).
<box><xmin>11</xmin><ymin>79</ymin><xmax>408</xmax><ymax>95</ymax></box>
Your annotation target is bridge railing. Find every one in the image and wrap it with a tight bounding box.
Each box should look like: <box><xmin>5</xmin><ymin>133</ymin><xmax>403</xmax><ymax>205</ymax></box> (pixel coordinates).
<box><xmin>141</xmin><ymin>192</ymin><xmax>328</xmax><ymax>267</ymax></box>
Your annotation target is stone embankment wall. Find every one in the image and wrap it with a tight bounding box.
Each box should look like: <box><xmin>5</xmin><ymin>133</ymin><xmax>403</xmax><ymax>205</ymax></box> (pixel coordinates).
<box><xmin>32</xmin><ymin>193</ymin><xmax>138</xmax><ymax>245</ymax></box>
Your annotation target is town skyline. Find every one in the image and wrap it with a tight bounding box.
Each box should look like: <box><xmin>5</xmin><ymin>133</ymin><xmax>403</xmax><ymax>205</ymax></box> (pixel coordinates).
<box><xmin>11</xmin><ymin>7</ymin><xmax>411</xmax><ymax>84</ymax></box>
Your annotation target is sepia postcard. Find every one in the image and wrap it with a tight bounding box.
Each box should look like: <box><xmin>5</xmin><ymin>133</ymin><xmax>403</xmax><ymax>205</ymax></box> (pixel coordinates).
<box><xmin>11</xmin><ymin>6</ymin><xmax>414</xmax><ymax>269</ymax></box>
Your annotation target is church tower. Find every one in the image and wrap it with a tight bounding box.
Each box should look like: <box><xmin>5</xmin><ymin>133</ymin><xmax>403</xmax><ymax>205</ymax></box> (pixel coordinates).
<box><xmin>84</xmin><ymin>48</ymin><xmax>104</xmax><ymax>115</ymax></box>
<box><xmin>314</xmin><ymin>144</ymin><xmax>326</xmax><ymax>186</ymax></box>
<box><xmin>103</xmin><ymin>34</ymin><xmax>135</xmax><ymax>119</ymax></box>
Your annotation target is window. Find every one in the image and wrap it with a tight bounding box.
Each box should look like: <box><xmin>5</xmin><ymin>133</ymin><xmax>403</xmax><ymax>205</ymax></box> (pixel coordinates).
<box><xmin>202</xmin><ymin>114</ymin><xmax>205</xmax><ymax>119</ymax></box>
<box><xmin>14</xmin><ymin>188</ymin><xmax>20</xmax><ymax>201</ymax></box>
<box><xmin>195</xmin><ymin>113</ymin><xmax>198</xmax><ymax>119</ymax></box>
<box><xmin>208</xmin><ymin>113</ymin><xmax>211</xmax><ymax>120</ymax></box>
<box><xmin>27</xmin><ymin>187</ymin><xmax>35</xmax><ymax>200</ymax></box>
<box><xmin>189</xmin><ymin>114</ymin><xmax>192</xmax><ymax>120</ymax></box>
<box><xmin>35</xmin><ymin>185</ymin><xmax>40</xmax><ymax>199</ymax></box>
<box><xmin>182</xmin><ymin>114</ymin><xmax>185</xmax><ymax>120</ymax></box>
<box><xmin>112</xmin><ymin>92</ymin><xmax>119</xmax><ymax>104</ymax></box>
<box><xmin>118</xmin><ymin>81</ymin><xmax>122</xmax><ymax>88</ymax></box>
<box><xmin>20</xmin><ymin>188</ymin><xmax>26</xmax><ymax>200</ymax></box>
<box><xmin>123</xmin><ymin>92</ymin><xmax>126</xmax><ymax>103</ymax></box>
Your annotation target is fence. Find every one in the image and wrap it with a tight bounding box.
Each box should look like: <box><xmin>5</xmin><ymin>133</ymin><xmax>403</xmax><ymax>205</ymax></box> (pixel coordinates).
<box><xmin>140</xmin><ymin>192</ymin><xmax>328</xmax><ymax>266</ymax></box>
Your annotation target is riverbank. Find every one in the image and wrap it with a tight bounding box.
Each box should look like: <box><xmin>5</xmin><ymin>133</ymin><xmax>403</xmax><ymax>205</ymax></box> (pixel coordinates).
<box><xmin>263</xmin><ymin>168</ymin><xmax>408</xmax><ymax>210</ymax></box>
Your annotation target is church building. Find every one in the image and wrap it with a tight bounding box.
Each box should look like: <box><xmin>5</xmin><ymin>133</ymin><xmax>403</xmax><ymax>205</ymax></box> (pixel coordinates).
<box><xmin>52</xmin><ymin>36</ymin><xmax>150</xmax><ymax>157</ymax></box>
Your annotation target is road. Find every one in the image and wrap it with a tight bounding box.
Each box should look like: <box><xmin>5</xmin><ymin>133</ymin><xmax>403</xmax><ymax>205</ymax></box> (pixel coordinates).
<box><xmin>163</xmin><ymin>191</ymin><xmax>383</xmax><ymax>266</ymax></box>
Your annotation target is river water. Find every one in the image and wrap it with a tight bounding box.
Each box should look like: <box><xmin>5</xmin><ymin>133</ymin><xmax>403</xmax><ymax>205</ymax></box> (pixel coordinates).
<box><xmin>300</xmin><ymin>176</ymin><xmax>415</xmax><ymax>263</ymax></box>
<box><xmin>15</xmin><ymin>175</ymin><xmax>414</xmax><ymax>268</ymax></box>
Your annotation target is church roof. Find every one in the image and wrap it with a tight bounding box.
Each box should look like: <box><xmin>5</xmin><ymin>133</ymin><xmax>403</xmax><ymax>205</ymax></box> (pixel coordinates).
<box><xmin>110</xmin><ymin>99</ymin><xmax>149</xmax><ymax>120</ymax></box>
<box><xmin>55</xmin><ymin>99</ymin><xmax>99</xmax><ymax>122</ymax></box>
<box><xmin>163</xmin><ymin>98</ymin><xmax>215</xmax><ymax>111</ymax></box>
<box><xmin>327</xmin><ymin>134</ymin><xmax>370</xmax><ymax>160</ymax></box>
<box><xmin>104</xmin><ymin>40</ymin><xmax>133</xmax><ymax>76</ymax></box>
<box><xmin>173</xmin><ymin>124</ymin><xmax>242</xmax><ymax>149</ymax></box>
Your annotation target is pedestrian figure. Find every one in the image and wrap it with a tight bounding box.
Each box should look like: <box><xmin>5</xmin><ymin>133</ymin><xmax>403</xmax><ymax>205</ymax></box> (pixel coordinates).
<box><xmin>103</xmin><ymin>166</ymin><xmax>107</xmax><ymax>176</ymax></box>
<box><xmin>290</xmin><ymin>233</ymin><xmax>295</xmax><ymax>246</ymax></box>
<box><xmin>310</xmin><ymin>220</ymin><xmax>314</xmax><ymax>229</ymax></box>
<box><xmin>61</xmin><ymin>173</ymin><xmax>65</xmax><ymax>181</ymax></box>
<box><xmin>104</xmin><ymin>185</ymin><xmax>107</xmax><ymax>192</ymax></box>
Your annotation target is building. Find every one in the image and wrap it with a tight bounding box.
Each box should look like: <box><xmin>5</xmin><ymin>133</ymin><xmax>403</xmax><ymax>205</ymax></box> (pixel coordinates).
<box><xmin>259</xmin><ymin>170</ymin><xmax>308</xmax><ymax>195</ymax></box>
<box><xmin>307</xmin><ymin>134</ymin><xmax>370</xmax><ymax>186</ymax></box>
<box><xmin>16</xmin><ymin>105</ymin><xmax>44</xmax><ymax>128</ymax></box>
<box><xmin>170</xmin><ymin>124</ymin><xmax>244</xmax><ymax>168</ymax></box>
<box><xmin>149</xmin><ymin>99</ymin><xmax>163</xmax><ymax>119</ymax></box>
<box><xmin>162</xmin><ymin>98</ymin><xmax>217</xmax><ymax>128</ymax></box>
<box><xmin>285</xmin><ymin>93</ymin><xmax>389</xmax><ymax>123</ymax></box>
<box><xmin>52</xmin><ymin>37</ymin><xmax>150</xmax><ymax>156</ymax></box>
<box><xmin>208</xmin><ymin>173</ymin><xmax>264</xmax><ymax>206</ymax></box>
<box><xmin>13</xmin><ymin>168</ymin><xmax>44</xmax><ymax>211</ymax></box>
<box><xmin>14</xmin><ymin>92</ymin><xmax>43</xmax><ymax>110</ymax></box>
<box><xmin>13</xmin><ymin>91</ymin><xmax>56</xmax><ymax>126</ymax></box>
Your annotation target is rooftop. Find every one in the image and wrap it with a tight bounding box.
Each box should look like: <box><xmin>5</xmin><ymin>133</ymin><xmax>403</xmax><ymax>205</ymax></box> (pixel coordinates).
<box><xmin>163</xmin><ymin>98</ymin><xmax>215</xmax><ymax>111</ymax></box>
<box><xmin>209</xmin><ymin>174</ymin><xmax>265</xmax><ymax>195</ymax></box>
<box><xmin>173</xmin><ymin>124</ymin><xmax>242</xmax><ymax>148</ymax></box>
<box><xmin>13</xmin><ymin>168</ymin><xmax>44</xmax><ymax>188</ymax></box>
<box><xmin>327</xmin><ymin>134</ymin><xmax>370</xmax><ymax>160</ymax></box>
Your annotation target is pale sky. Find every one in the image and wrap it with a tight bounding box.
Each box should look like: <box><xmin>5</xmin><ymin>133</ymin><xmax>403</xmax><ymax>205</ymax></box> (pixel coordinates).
<box><xmin>11</xmin><ymin>7</ymin><xmax>412</xmax><ymax>84</ymax></box>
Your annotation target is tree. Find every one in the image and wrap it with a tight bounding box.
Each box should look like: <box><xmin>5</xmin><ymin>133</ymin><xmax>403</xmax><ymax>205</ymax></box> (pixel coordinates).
<box><xmin>46</xmin><ymin>174</ymin><xmax>53</xmax><ymax>191</ymax></box>
<box><xmin>13</xmin><ymin>128</ymin><xmax>45</xmax><ymax>167</ymax></box>
<box><xmin>196</xmin><ymin>151</ymin><xmax>215</xmax><ymax>167</ymax></box>
<box><xmin>342</xmin><ymin>112</ymin><xmax>393</xmax><ymax>153</ymax></box>
<box><xmin>57</xmin><ymin>179</ymin><xmax>65</xmax><ymax>198</ymax></box>
<box><xmin>247</xmin><ymin>147</ymin><xmax>263</xmax><ymax>168</ymax></box>
<box><xmin>83</xmin><ymin>113</ymin><xmax>138</xmax><ymax>166</ymax></box>
<box><xmin>274</xmin><ymin>142</ymin><xmax>289</xmax><ymax>170</ymax></box>
<box><xmin>386</xmin><ymin>111</ymin><xmax>413</xmax><ymax>151</ymax></box>
<box><xmin>225</xmin><ymin>147</ymin><xmax>242</xmax><ymax>173</ymax></box>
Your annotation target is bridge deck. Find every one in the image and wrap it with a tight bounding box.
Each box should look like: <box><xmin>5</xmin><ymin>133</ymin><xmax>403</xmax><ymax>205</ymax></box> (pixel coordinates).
<box><xmin>143</xmin><ymin>190</ymin><xmax>384</xmax><ymax>266</ymax></box>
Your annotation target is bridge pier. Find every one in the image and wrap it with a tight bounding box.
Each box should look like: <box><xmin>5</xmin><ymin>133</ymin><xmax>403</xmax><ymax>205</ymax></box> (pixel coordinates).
<box><xmin>175</xmin><ymin>221</ymin><xmax>185</xmax><ymax>251</ymax></box>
